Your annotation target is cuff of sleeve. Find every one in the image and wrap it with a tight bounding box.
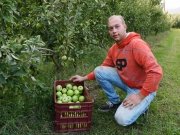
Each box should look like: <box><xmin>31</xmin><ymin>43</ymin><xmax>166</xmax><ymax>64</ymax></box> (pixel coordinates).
<box><xmin>87</xmin><ymin>72</ymin><xmax>95</xmax><ymax>80</ymax></box>
<box><xmin>140</xmin><ymin>88</ymin><xmax>150</xmax><ymax>97</ymax></box>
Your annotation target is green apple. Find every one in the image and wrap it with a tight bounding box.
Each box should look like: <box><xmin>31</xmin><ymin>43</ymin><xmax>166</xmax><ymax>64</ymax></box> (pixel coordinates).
<box><xmin>67</xmin><ymin>90</ymin><xmax>74</xmax><ymax>97</ymax></box>
<box><xmin>74</xmin><ymin>105</ymin><xmax>81</xmax><ymax>108</ymax></box>
<box><xmin>62</xmin><ymin>93</ymin><xmax>67</xmax><ymax>97</ymax></box>
<box><xmin>72</xmin><ymin>95</ymin><xmax>78</xmax><ymax>102</ymax></box>
<box><xmin>56</xmin><ymin>85</ymin><xmax>62</xmax><ymax>91</ymax></box>
<box><xmin>57</xmin><ymin>100</ymin><xmax>63</xmax><ymax>103</ymax></box>
<box><xmin>69</xmin><ymin>106</ymin><xmax>74</xmax><ymax>109</ymax></box>
<box><xmin>72</xmin><ymin>85</ymin><xmax>78</xmax><ymax>91</ymax></box>
<box><xmin>66</xmin><ymin>83</ymin><xmax>73</xmax><ymax>90</ymax></box>
<box><xmin>79</xmin><ymin>91</ymin><xmax>83</xmax><ymax>95</ymax></box>
<box><xmin>79</xmin><ymin>95</ymin><xmax>85</xmax><ymax>102</ymax></box>
<box><xmin>57</xmin><ymin>96</ymin><xmax>63</xmax><ymax>101</ymax></box>
<box><xmin>78</xmin><ymin>85</ymin><xmax>84</xmax><ymax>92</ymax></box>
<box><xmin>62</xmin><ymin>96</ymin><xmax>69</xmax><ymax>103</ymax></box>
<box><xmin>56</xmin><ymin>91</ymin><xmax>62</xmax><ymax>97</ymax></box>
<box><xmin>74</xmin><ymin>90</ymin><xmax>80</xmax><ymax>96</ymax></box>
<box><xmin>67</xmin><ymin>96</ymin><xmax>72</xmax><ymax>102</ymax></box>
<box><xmin>62</xmin><ymin>88</ymin><xmax>67</xmax><ymax>94</ymax></box>
<box><xmin>61</xmin><ymin>55</ymin><xmax>67</xmax><ymax>61</ymax></box>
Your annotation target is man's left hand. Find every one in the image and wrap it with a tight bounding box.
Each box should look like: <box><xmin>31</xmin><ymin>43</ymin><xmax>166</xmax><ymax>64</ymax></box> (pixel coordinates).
<box><xmin>122</xmin><ymin>93</ymin><xmax>145</xmax><ymax>109</ymax></box>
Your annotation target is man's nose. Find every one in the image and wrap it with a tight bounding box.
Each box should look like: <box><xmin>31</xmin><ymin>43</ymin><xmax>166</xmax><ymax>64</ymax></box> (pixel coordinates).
<box><xmin>112</xmin><ymin>27</ymin><xmax>117</xmax><ymax>33</ymax></box>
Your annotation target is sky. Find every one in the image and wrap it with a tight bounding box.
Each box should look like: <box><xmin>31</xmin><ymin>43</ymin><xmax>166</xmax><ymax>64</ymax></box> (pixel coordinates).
<box><xmin>164</xmin><ymin>0</ymin><xmax>180</xmax><ymax>10</ymax></box>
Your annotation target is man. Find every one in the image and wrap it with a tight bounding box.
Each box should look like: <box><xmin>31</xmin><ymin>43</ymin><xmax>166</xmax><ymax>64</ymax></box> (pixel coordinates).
<box><xmin>70</xmin><ymin>15</ymin><xmax>163</xmax><ymax>126</ymax></box>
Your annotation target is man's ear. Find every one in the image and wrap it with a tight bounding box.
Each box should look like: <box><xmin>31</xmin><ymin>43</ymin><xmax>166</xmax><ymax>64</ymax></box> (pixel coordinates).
<box><xmin>124</xmin><ymin>24</ymin><xmax>127</xmax><ymax>29</ymax></box>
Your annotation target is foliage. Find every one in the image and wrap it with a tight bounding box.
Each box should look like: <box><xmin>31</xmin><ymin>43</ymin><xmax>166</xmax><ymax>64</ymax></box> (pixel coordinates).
<box><xmin>0</xmin><ymin>35</ymin><xmax>49</xmax><ymax>95</ymax></box>
<box><xmin>13</xmin><ymin>0</ymin><xmax>172</xmax><ymax>70</ymax></box>
<box><xmin>170</xmin><ymin>14</ymin><xmax>180</xmax><ymax>28</ymax></box>
<box><xmin>0</xmin><ymin>1</ymin><xmax>50</xmax><ymax>97</ymax></box>
<box><xmin>0</xmin><ymin>0</ymin><xmax>17</xmax><ymax>44</ymax></box>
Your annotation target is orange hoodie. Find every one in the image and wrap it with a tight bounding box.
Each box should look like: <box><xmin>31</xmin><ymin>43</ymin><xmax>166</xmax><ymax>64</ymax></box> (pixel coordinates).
<box><xmin>87</xmin><ymin>32</ymin><xmax>163</xmax><ymax>96</ymax></box>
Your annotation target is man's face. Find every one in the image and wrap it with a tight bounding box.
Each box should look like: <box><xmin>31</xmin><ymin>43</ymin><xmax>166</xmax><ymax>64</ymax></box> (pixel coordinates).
<box><xmin>108</xmin><ymin>17</ymin><xmax>127</xmax><ymax>45</ymax></box>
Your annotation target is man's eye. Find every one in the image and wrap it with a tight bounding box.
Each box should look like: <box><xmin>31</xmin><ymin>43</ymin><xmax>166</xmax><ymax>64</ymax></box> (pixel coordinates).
<box><xmin>109</xmin><ymin>27</ymin><xmax>113</xmax><ymax>31</ymax></box>
<box><xmin>115</xmin><ymin>25</ymin><xmax>119</xmax><ymax>28</ymax></box>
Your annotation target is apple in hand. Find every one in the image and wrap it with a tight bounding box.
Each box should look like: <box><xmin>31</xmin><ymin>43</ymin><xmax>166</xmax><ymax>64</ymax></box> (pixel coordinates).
<box><xmin>79</xmin><ymin>95</ymin><xmax>85</xmax><ymax>102</ymax></box>
<box><xmin>78</xmin><ymin>85</ymin><xmax>83</xmax><ymax>92</ymax></box>
<box><xmin>56</xmin><ymin>85</ymin><xmax>62</xmax><ymax>91</ymax></box>
<box><xmin>66</xmin><ymin>83</ymin><xmax>73</xmax><ymax>90</ymax></box>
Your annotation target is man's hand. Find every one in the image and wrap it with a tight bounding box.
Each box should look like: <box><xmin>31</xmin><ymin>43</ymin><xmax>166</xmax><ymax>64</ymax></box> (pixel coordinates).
<box><xmin>122</xmin><ymin>92</ymin><xmax>146</xmax><ymax>109</ymax></box>
<box><xmin>69</xmin><ymin>75</ymin><xmax>88</xmax><ymax>82</ymax></box>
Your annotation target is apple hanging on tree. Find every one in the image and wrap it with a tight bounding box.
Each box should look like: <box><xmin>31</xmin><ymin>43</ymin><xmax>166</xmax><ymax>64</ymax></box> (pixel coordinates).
<box><xmin>61</xmin><ymin>55</ymin><xmax>67</xmax><ymax>61</ymax></box>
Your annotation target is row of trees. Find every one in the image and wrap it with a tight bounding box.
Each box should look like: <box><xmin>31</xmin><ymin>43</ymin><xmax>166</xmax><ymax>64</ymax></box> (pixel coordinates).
<box><xmin>0</xmin><ymin>0</ymin><xmax>171</xmax><ymax>97</ymax></box>
<box><xmin>170</xmin><ymin>14</ymin><xmax>180</xmax><ymax>28</ymax></box>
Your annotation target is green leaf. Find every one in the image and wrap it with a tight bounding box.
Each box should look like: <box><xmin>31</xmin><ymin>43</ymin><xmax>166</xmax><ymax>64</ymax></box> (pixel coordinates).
<box><xmin>0</xmin><ymin>62</ymin><xmax>7</xmax><ymax>70</ymax></box>
<box><xmin>0</xmin><ymin>74</ymin><xmax>6</xmax><ymax>84</ymax></box>
<box><xmin>6</xmin><ymin>54</ymin><xmax>13</xmax><ymax>61</ymax></box>
<box><xmin>2</xmin><ymin>72</ymin><xmax>10</xmax><ymax>79</ymax></box>
<box><xmin>7</xmin><ymin>78</ymin><xmax>14</xmax><ymax>87</ymax></box>
<box><xmin>9</xmin><ymin>65</ymin><xmax>19</xmax><ymax>72</ymax></box>
<box><xmin>13</xmin><ymin>67</ymin><xmax>26</xmax><ymax>76</ymax></box>
<box><xmin>23</xmin><ymin>88</ymin><xmax>31</xmax><ymax>94</ymax></box>
<box><xmin>11</xmin><ymin>54</ymin><xmax>20</xmax><ymax>60</ymax></box>
<box><xmin>36</xmin><ymin>81</ymin><xmax>45</xmax><ymax>89</ymax></box>
<box><xmin>3</xmin><ymin>14</ymin><xmax>13</xmax><ymax>23</ymax></box>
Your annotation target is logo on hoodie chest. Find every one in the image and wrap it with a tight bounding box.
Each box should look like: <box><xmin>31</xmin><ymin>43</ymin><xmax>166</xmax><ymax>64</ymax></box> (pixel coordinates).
<box><xmin>116</xmin><ymin>59</ymin><xmax>127</xmax><ymax>70</ymax></box>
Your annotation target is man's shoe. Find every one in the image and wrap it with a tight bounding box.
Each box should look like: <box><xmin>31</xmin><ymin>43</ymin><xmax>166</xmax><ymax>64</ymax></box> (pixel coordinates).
<box><xmin>135</xmin><ymin>109</ymin><xmax>149</xmax><ymax>125</ymax></box>
<box><xmin>98</xmin><ymin>101</ymin><xmax>121</xmax><ymax>112</ymax></box>
<box><xmin>143</xmin><ymin>109</ymin><xmax>149</xmax><ymax>117</ymax></box>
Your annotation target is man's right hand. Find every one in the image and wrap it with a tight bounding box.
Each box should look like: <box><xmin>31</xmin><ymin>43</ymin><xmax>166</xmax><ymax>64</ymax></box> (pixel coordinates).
<box><xmin>69</xmin><ymin>75</ymin><xmax>88</xmax><ymax>82</ymax></box>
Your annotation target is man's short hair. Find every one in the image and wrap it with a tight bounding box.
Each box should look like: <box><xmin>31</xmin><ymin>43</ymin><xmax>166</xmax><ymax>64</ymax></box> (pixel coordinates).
<box><xmin>108</xmin><ymin>15</ymin><xmax>125</xmax><ymax>24</ymax></box>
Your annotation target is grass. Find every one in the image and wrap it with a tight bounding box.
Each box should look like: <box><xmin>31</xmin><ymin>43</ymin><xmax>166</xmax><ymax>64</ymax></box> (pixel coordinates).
<box><xmin>1</xmin><ymin>29</ymin><xmax>180</xmax><ymax>134</ymax></box>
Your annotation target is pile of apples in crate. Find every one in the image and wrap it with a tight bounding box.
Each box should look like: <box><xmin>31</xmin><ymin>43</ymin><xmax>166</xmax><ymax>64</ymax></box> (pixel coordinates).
<box><xmin>56</xmin><ymin>83</ymin><xmax>85</xmax><ymax>104</ymax></box>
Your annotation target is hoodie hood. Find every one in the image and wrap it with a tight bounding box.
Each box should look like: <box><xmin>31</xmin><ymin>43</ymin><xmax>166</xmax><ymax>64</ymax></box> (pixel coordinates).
<box><xmin>117</xmin><ymin>32</ymin><xmax>141</xmax><ymax>48</ymax></box>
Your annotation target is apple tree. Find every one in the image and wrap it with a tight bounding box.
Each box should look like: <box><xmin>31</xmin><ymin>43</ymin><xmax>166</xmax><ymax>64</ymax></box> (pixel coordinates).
<box><xmin>0</xmin><ymin>0</ymin><xmax>50</xmax><ymax>99</ymax></box>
